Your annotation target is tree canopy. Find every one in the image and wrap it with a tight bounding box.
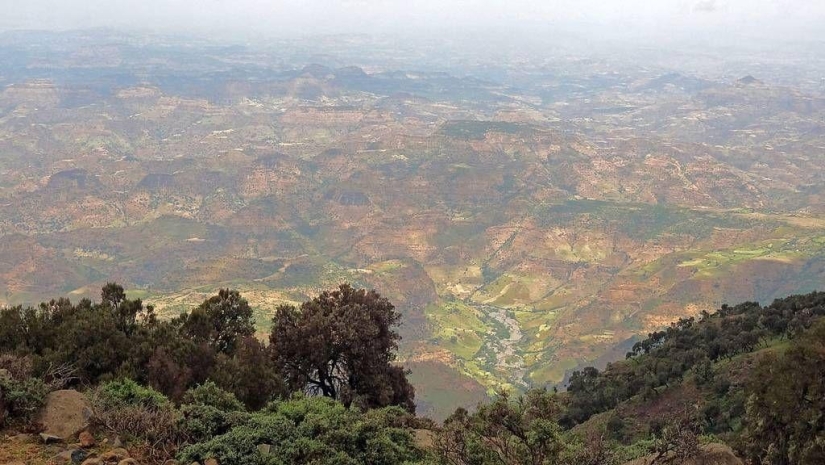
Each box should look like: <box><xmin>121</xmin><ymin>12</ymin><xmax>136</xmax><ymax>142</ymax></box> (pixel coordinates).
<box><xmin>270</xmin><ymin>284</ymin><xmax>415</xmax><ymax>412</ymax></box>
<box><xmin>0</xmin><ymin>282</ymin><xmax>415</xmax><ymax>414</ymax></box>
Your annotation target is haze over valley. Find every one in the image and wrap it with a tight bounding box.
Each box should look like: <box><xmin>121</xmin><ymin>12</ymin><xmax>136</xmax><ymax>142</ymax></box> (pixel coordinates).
<box><xmin>1</xmin><ymin>27</ymin><xmax>824</xmax><ymax>419</ymax></box>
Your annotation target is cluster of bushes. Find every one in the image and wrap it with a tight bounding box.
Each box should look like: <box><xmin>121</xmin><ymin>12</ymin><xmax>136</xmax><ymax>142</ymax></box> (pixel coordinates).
<box><xmin>0</xmin><ymin>285</ymin><xmax>284</xmax><ymax>410</ymax></box>
<box><xmin>562</xmin><ymin>292</ymin><xmax>825</xmax><ymax>427</ymax></box>
<box><xmin>0</xmin><ymin>283</ymin><xmax>420</xmax><ymax>462</ymax></box>
<box><xmin>0</xmin><ymin>283</ymin><xmax>414</xmax><ymax>414</ymax></box>
<box><xmin>460</xmin><ymin>293</ymin><xmax>824</xmax><ymax>465</ymax></box>
<box><xmin>433</xmin><ymin>386</ymin><xmax>708</xmax><ymax>465</ymax></box>
<box><xmin>88</xmin><ymin>378</ymin><xmax>429</xmax><ymax>464</ymax></box>
<box><xmin>556</xmin><ymin>292</ymin><xmax>825</xmax><ymax>465</ymax></box>
<box><xmin>2</xmin><ymin>283</ymin><xmax>824</xmax><ymax>464</ymax></box>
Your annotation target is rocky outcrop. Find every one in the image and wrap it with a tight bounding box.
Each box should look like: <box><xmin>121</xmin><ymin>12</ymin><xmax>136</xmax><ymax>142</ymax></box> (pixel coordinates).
<box><xmin>36</xmin><ymin>390</ymin><xmax>93</xmax><ymax>441</ymax></box>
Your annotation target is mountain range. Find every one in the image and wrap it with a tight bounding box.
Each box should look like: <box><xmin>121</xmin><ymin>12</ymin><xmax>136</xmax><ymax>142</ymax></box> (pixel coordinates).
<box><xmin>1</xmin><ymin>30</ymin><xmax>824</xmax><ymax>418</ymax></box>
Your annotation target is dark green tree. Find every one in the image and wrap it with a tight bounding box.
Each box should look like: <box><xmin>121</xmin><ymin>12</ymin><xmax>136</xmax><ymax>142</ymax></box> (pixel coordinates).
<box><xmin>269</xmin><ymin>284</ymin><xmax>415</xmax><ymax>412</ymax></box>
<box><xmin>209</xmin><ymin>336</ymin><xmax>285</xmax><ymax>410</ymax></box>
<box><xmin>435</xmin><ymin>389</ymin><xmax>564</xmax><ymax>465</ymax></box>
<box><xmin>180</xmin><ymin>289</ymin><xmax>255</xmax><ymax>355</ymax></box>
<box><xmin>741</xmin><ymin>319</ymin><xmax>825</xmax><ymax>464</ymax></box>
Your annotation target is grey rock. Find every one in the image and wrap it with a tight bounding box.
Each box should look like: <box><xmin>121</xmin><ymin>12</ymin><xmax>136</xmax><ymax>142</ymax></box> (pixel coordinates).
<box><xmin>72</xmin><ymin>449</ymin><xmax>89</xmax><ymax>464</ymax></box>
<box><xmin>40</xmin><ymin>432</ymin><xmax>63</xmax><ymax>444</ymax></box>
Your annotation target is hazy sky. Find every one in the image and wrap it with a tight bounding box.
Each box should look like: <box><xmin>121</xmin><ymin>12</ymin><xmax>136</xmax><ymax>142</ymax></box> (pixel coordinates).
<box><xmin>2</xmin><ymin>0</ymin><xmax>824</xmax><ymax>42</ymax></box>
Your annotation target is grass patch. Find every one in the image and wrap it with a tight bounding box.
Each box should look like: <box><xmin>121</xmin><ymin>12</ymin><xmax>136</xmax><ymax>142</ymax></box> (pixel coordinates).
<box><xmin>529</xmin><ymin>357</ymin><xmax>579</xmax><ymax>385</ymax></box>
<box><xmin>676</xmin><ymin>237</ymin><xmax>823</xmax><ymax>278</ymax></box>
<box><xmin>425</xmin><ymin>300</ymin><xmax>490</xmax><ymax>361</ymax></box>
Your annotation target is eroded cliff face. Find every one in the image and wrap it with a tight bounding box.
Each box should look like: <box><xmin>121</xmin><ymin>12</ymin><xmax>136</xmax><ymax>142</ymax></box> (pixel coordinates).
<box><xmin>2</xmin><ymin>38</ymin><xmax>825</xmax><ymax>418</ymax></box>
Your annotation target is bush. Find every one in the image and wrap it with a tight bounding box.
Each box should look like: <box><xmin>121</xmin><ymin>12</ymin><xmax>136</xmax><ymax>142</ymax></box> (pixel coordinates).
<box><xmin>612</xmin><ymin>439</ymin><xmax>656</xmax><ymax>463</ymax></box>
<box><xmin>0</xmin><ymin>354</ymin><xmax>50</xmax><ymax>427</ymax></box>
<box><xmin>435</xmin><ymin>389</ymin><xmax>564</xmax><ymax>465</ymax></box>
<box><xmin>0</xmin><ymin>354</ymin><xmax>35</xmax><ymax>381</ymax></box>
<box><xmin>90</xmin><ymin>382</ymin><xmax>185</xmax><ymax>462</ymax></box>
<box><xmin>98</xmin><ymin>378</ymin><xmax>170</xmax><ymax>410</ymax></box>
<box><xmin>0</xmin><ymin>374</ymin><xmax>49</xmax><ymax>427</ymax></box>
<box><xmin>179</xmin><ymin>382</ymin><xmax>250</xmax><ymax>442</ymax></box>
<box><xmin>179</xmin><ymin>403</ymin><xmax>251</xmax><ymax>443</ymax></box>
<box><xmin>183</xmin><ymin>381</ymin><xmax>245</xmax><ymax>412</ymax></box>
<box><xmin>208</xmin><ymin>338</ymin><xmax>286</xmax><ymax>410</ymax></box>
<box><xmin>560</xmin><ymin>431</ymin><xmax>619</xmax><ymax>465</ymax></box>
<box><xmin>178</xmin><ymin>395</ymin><xmax>426</xmax><ymax>465</ymax></box>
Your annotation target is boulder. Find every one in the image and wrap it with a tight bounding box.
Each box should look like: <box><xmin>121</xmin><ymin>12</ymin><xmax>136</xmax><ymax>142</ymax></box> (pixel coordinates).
<box><xmin>79</xmin><ymin>431</ymin><xmax>96</xmax><ymax>448</ymax></box>
<box><xmin>36</xmin><ymin>390</ymin><xmax>92</xmax><ymax>440</ymax></box>
<box><xmin>205</xmin><ymin>459</ymin><xmax>219</xmax><ymax>465</ymax></box>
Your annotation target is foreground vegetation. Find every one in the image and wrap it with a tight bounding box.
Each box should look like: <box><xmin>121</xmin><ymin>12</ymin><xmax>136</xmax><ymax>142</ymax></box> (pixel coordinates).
<box><xmin>1</xmin><ymin>285</ymin><xmax>823</xmax><ymax>464</ymax></box>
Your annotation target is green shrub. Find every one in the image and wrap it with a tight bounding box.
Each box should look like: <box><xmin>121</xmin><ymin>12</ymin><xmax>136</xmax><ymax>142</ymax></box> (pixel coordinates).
<box><xmin>0</xmin><ymin>375</ymin><xmax>49</xmax><ymax>426</ymax></box>
<box><xmin>179</xmin><ymin>413</ymin><xmax>294</xmax><ymax>465</ymax></box>
<box><xmin>183</xmin><ymin>381</ymin><xmax>245</xmax><ymax>412</ymax></box>
<box><xmin>178</xmin><ymin>381</ymin><xmax>251</xmax><ymax>442</ymax></box>
<box><xmin>91</xmin><ymin>381</ymin><xmax>185</xmax><ymax>462</ymax></box>
<box><xmin>179</xmin><ymin>403</ymin><xmax>252</xmax><ymax>443</ymax></box>
<box><xmin>98</xmin><ymin>378</ymin><xmax>170</xmax><ymax>410</ymax></box>
<box><xmin>178</xmin><ymin>395</ymin><xmax>426</xmax><ymax>465</ymax></box>
<box><xmin>435</xmin><ymin>389</ymin><xmax>564</xmax><ymax>465</ymax></box>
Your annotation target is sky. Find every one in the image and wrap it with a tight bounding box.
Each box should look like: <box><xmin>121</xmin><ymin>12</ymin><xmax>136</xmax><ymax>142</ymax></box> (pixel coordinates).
<box><xmin>1</xmin><ymin>0</ymin><xmax>824</xmax><ymax>42</ymax></box>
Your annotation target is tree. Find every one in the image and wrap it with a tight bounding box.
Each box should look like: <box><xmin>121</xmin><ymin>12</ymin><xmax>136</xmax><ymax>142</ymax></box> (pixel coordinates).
<box><xmin>209</xmin><ymin>336</ymin><xmax>285</xmax><ymax>410</ymax></box>
<box><xmin>741</xmin><ymin>319</ymin><xmax>825</xmax><ymax>464</ymax></box>
<box><xmin>435</xmin><ymin>389</ymin><xmax>564</xmax><ymax>465</ymax></box>
<box><xmin>648</xmin><ymin>407</ymin><xmax>702</xmax><ymax>465</ymax></box>
<box><xmin>180</xmin><ymin>289</ymin><xmax>255</xmax><ymax>355</ymax></box>
<box><xmin>101</xmin><ymin>282</ymin><xmax>155</xmax><ymax>336</ymax></box>
<box><xmin>269</xmin><ymin>284</ymin><xmax>415</xmax><ymax>412</ymax></box>
<box><xmin>101</xmin><ymin>282</ymin><xmax>127</xmax><ymax>309</ymax></box>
